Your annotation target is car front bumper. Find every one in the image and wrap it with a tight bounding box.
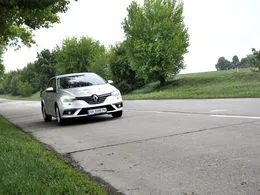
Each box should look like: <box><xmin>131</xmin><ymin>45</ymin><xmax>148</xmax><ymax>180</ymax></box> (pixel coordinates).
<box><xmin>58</xmin><ymin>96</ymin><xmax>123</xmax><ymax>118</ymax></box>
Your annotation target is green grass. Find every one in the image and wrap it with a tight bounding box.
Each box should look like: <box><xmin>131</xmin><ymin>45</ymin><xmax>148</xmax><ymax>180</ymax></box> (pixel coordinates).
<box><xmin>0</xmin><ymin>117</ymin><xmax>107</xmax><ymax>194</ymax></box>
<box><xmin>0</xmin><ymin>91</ymin><xmax>40</xmax><ymax>101</ymax></box>
<box><xmin>124</xmin><ymin>69</ymin><xmax>260</xmax><ymax>100</ymax></box>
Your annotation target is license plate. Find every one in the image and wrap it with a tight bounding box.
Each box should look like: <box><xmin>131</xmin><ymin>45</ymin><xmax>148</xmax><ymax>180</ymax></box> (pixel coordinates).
<box><xmin>88</xmin><ymin>108</ymin><xmax>107</xmax><ymax>115</ymax></box>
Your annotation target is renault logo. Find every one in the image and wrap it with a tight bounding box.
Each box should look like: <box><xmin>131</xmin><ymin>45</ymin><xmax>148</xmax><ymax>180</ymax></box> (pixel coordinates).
<box><xmin>92</xmin><ymin>94</ymin><xmax>99</xmax><ymax>102</ymax></box>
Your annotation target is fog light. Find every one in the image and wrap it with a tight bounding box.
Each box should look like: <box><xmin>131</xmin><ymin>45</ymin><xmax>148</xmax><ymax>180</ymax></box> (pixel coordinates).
<box><xmin>115</xmin><ymin>103</ymin><xmax>123</xmax><ymax>108</ymax></box>
<box><xmin>63</xmin><ymin>109</ymin><xmax>76</xmax><ymax>115</ymax></box>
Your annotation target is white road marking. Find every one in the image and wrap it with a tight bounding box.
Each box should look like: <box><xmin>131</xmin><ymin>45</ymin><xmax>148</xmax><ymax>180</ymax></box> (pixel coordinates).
<box><xmin>126</xmin><ymin>109</ymin><xmax>170</xmax><ymax>114</ymax></box>
<box><xmin>211</xmin><ymin>114</ymin><xmax>260</xmax><ymax>120</ymax></box>
<box><xmin>210</xmin><ymin>109</ymin><xmax>227</xmax><ymax>113</ymax></box>
<box><xmin>127</xmin><ymin>109</ymin><xmax>260</xmax><ymax>120</ymax></box>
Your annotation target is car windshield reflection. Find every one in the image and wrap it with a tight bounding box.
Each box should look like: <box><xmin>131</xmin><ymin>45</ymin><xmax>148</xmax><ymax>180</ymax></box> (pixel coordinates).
<box><xmin>59</xmin><ymin>74</ymin><xmax>106</xmax><ymax>89</ymax></box>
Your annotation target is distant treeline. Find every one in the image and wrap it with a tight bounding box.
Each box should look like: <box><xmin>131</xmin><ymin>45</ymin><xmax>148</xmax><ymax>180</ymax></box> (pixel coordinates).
<box><xmin>215</xmin><ymin>49</ymin><xmax>260</xmax><ymax>71</ymax></box>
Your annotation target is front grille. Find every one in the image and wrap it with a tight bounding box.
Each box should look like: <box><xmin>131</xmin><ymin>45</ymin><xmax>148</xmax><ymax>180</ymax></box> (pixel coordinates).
<box><xmin>76</xmin><ymin>93</ymin><xmax>111</xmax><ymax>105</ymax></box>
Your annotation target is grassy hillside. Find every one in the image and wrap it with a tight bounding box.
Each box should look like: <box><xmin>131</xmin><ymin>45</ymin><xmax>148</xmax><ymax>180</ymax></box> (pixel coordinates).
<box><xmin>124</xmin><ymin>69</ymin><xmax>260</xmax><ymax>100</ymax></box>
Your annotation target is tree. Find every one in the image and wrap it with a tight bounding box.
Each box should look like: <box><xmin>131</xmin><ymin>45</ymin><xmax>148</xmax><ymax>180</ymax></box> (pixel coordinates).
<box><xmin>252</xmin><ymin>48</ymin><xmax>260</xmax><ymax>71</ymax></box>
<box><xmin>17</xmin><ymin>49</ymin><xmax>57</xmax><ymax>92</ymax></box>
<box><xmin>0</xmin><ymin>0</ymin><xmax>70</xmax><ymax>47</ymax></box>
<box><xmin>109</xmin><ymin>42</ymin><xmax>144</xmax><ymax>93</ymax></box>
<box><xmin>6</xmin><ymin>71</ymin><xmax>22</xmax><ymax>95</ymax></box>
<box><xmin>240</xmin><ymin>55</ymin><xmax>256</xmax><ymax>69</ymax></box>
<box><xmin>55</xmin><ymin>37</ymin><xmax>106</xmax><ymax>75</ymax></box>
<box><xmin>19</xmin><ymin>81</ymin><xmax>34</xmax><ymax>97</ymax></box>
<box><xmin>1</xmin><ymin>72</ymin><xmax>13</xmax><ymax>94</ymax></box>
<box><xmin>34</xmin><ymin>49</ymin><xmax>57</xmax><ymax>89</ymax></box>
<box><xmin>19</xmin><ymin>63</ymin><xmax>38</xmax><ymax>91</ymax></box>
<box><xmin>0</xmin><ymin>47</ymin><xmax>5</xmax><ymax>79</ymax></box>
<box><xmin>215</xmin><ymin>57</ymin><xmax>231</xmax><ymax>71</ymax></box>
<box><xmin>122</xmin><ymin>0</ymin><xmax>189</xmax><ymax>86</ymax></box>
<box><xmin>231</xmin><ymin>55</ymin><xmax>240</xmax><ymax>70</ymax></box>
<box><xmin>90</xmin><ymin>52</ymin><xmax>110</xmax><ymax>78</ymax></box>
<box><xmin>0</xmin><ymin>48</ymin><xmax>57</xmax><ymax>95</ymax></box>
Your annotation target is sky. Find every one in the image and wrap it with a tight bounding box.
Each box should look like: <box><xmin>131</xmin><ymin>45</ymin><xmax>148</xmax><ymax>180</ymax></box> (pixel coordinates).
<box><xmin>3</xmin><ymin>0</ymin><xmax>260</xmax><ymax>73</ymax></box>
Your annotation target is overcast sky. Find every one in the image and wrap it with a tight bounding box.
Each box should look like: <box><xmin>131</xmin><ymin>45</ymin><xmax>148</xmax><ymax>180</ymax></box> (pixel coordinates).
<box><xmin>3</xmin><ymin>0</ymin><xmax>260</xmax><ymax>73</ymax></box>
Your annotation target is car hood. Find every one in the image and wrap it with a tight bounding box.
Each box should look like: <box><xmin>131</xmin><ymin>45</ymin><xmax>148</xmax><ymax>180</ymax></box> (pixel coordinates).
<box><xmin>60</xmin><ymin>84</ymin><xmax>118</xmax><ymax>97</ymax></box>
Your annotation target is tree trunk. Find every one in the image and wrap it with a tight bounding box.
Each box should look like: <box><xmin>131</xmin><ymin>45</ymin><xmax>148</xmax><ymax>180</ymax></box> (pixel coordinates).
<box><xmin>159</xmin><ymin>76</ymin><xmax>166</xmax><ymax>86</ymax></box>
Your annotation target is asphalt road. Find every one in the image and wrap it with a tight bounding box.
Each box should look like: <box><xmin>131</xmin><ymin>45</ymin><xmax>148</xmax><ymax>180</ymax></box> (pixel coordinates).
<box><xmin>0</xmin><ymin>98</ymin><xmax>260</xmax><ymax>195</ymax></box>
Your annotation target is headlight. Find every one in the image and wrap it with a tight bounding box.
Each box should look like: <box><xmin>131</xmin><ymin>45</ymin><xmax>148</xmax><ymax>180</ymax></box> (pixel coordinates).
<box><xmin>60</xmin><ymin>96</ymin><xmax>75</xmax><ymax>103</ymax></box>
<box><xmin>112</xmin><ymin>90</ymin><xmax>121</xmax><ymax>97</ymax></box>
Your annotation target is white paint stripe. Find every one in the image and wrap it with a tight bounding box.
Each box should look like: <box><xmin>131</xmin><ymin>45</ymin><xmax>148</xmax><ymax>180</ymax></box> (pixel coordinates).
<box><xmin>126</xmin><ymin>109</ymin><xmax>167</xmax><ymax>114</ymax></box>
<box><xmin>210</xmin><ymin>109</ymin><xmax>227</xmax><ymax>113</ymax></box>
<box><xmin>211</xmin><ymin>115</ymin><xmax>260</xmax><ymax>120</ymax></box>
<box><xmin>126</xmin><ymin>109</ymin><xmax>260</xmax><ymax>120</ymax></box>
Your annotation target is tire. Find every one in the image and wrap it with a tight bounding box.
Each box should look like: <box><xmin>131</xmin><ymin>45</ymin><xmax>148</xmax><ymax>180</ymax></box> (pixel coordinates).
<box><xmin>112</xmin><ymin>110</ymin><xmax>123</xmax><ymax>118</ymax></box>
<box><xmin>55</xmin><ymin>105</ymin><xmax>65</xmax><ymax>125</ymax></box>
<box><xmin>41</xmin><ymin>103</ymin><xmax>52</xmax><ymax>122</ymax></box>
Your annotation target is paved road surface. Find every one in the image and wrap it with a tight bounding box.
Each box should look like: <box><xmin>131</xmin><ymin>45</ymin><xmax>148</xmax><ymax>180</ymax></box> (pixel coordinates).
<box><xmin>0</xmin><ymin>98</ymin><xmax>260</xmax><ymax>195</ymax></box>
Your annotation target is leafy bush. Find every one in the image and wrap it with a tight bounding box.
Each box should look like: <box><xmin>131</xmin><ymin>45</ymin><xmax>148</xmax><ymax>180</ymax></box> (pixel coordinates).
<box><xmin>0</xmin><ymin>83</ymin><xmax>4</xmax><ymax>94</ymax></box>
<box><xmin>115</xmin><ymin>80</ymin><xmax>134</xmax><ymax>94</ymax></box>
<box><xmin>10</xmin><ymin>76</ymin><xmax>21</xmax><ymax>96</ymax></box>
<box><xmin>109</xmin><ymin>42</ymin><xmax>145</xmax><ymax>93</ymax></box>
<box><xmin>19</xmin><ymin>81</ymin><xmax>34</xmax><ymax>97</ymax></box>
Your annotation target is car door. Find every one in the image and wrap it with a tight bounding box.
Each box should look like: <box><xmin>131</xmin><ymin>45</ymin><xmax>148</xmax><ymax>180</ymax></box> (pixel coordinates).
<box><xmin>45</xmin><ymin>78</ymin><xmax>58</xmax><ymax>116</ymax></box>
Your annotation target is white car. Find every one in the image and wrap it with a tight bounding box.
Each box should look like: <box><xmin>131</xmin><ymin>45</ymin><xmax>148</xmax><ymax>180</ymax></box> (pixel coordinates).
<box><xmin>41</xmin><ymin>72</ymin><xmax>123</xmax><ymax>125</ymax></box>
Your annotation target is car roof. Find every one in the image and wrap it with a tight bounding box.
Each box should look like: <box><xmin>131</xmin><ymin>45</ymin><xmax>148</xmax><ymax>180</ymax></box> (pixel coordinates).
<box><xmin>55</xmin><ymin>72</ymin><xmax>96</xmax><ymax>79</ymax></box>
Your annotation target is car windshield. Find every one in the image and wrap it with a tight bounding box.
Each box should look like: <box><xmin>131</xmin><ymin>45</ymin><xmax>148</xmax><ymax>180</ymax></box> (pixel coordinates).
<box><xmin>59</xmin><ymin>73</ymin><xmax>106</xmax><ymax>89</ymax></box>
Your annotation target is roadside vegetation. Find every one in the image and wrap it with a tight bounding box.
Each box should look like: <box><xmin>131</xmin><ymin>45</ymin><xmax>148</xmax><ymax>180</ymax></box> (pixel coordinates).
<box><xmin>1</xmin><ymin>68</ymin><xmax>260</xmax><ymax>101</ymax></box>
<box><xmin>0</xmin><ymin>92</ymin><xmax>40</xmax><ymax>101</ymax></box>
<box><xmin>0</xmin><ymin>117</ymin><xmax>106</xmax><ymax>194</ymax></box>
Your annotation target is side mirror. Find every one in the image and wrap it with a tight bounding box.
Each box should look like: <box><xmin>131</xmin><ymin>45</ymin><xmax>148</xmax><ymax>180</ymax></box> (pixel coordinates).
<box><xmin>107</xmin><ymin>80</ymin><xmax>114</xmax><ymax>84</ymax></box>
<box><xmin>45</xmin><ymin>87</ymin><xmax>55</xmax><ymax>92</ymax></box>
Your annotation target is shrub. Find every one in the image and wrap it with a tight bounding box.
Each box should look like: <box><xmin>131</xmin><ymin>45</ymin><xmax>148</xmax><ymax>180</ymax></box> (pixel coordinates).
<box><xmin>19</xmin><ymin>81</ymin><xmax>34</xmax><ymax>97</ymax></box>
<box><xmin>116</xmin><ymin>80</ymin><xmax>134</xmax><ymax>94</ymax></box>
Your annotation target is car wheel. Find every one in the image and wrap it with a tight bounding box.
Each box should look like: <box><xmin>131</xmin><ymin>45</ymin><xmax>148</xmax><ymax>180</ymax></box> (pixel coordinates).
<box><xmin>112</xmin><ymin>110</ymin><xmax>123</xmax><ymax>118</ymax></box>
<box><xmin>42</xmin><ymin>103</ymin><xmax>52</xmax><ymax>122</ymax></box>
<box><xmin>55</xmin><ymin>105</ymin><xmax>65</xmax><ymax>125</ymax></box>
